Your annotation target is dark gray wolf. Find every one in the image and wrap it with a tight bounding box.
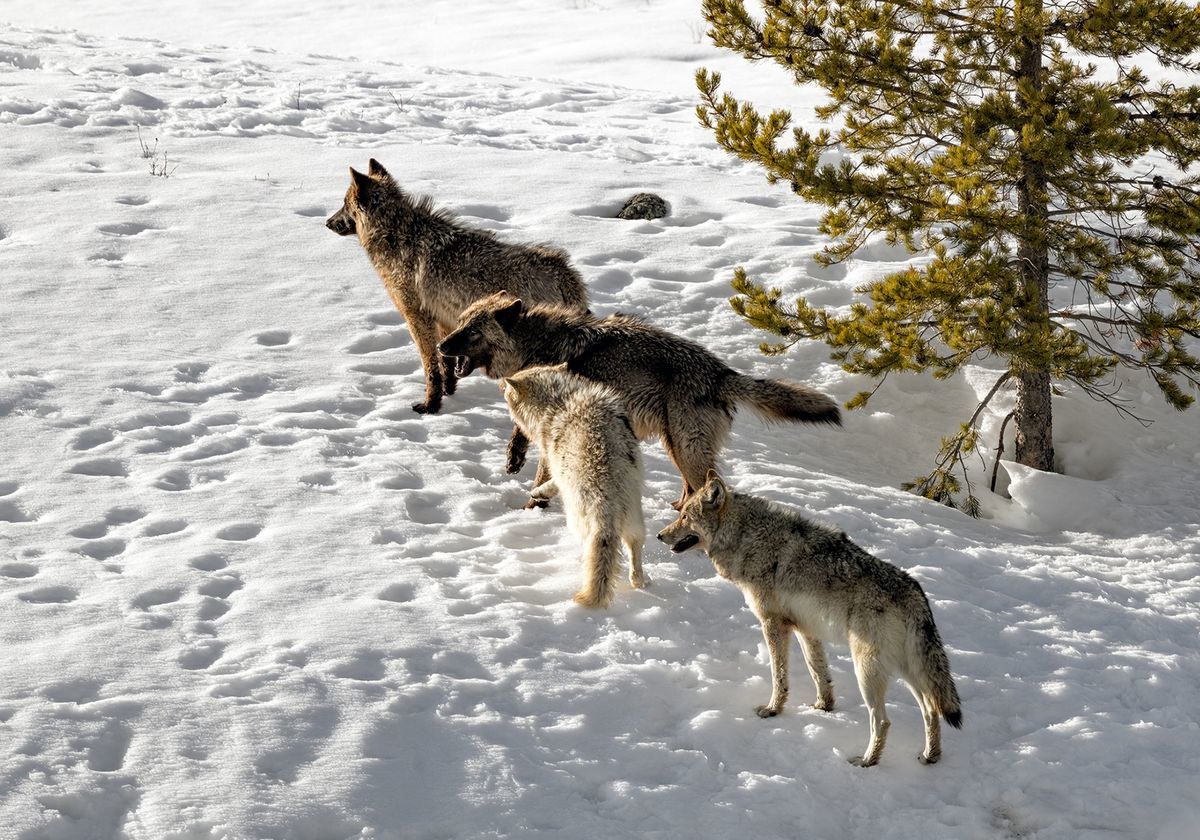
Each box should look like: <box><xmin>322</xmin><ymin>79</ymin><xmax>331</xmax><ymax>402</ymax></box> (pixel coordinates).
<box><xmin>437</xmin><ymin>293</ymin><xmax>840</xmax><ymax>506</ymax></box>
<box><xmin>325</xmin><ymin>160</ymin><xmax>587</xmax><ymax>414</ymax></box>
<box><xmin>658</xmin><ymin>473</ymin><xmax>963</xmax><ymax>767</ymax></box>
<box><xmin>502</xmin><ymin>365</ymin><xmax>645</xmax><ymax>607</ymax></box>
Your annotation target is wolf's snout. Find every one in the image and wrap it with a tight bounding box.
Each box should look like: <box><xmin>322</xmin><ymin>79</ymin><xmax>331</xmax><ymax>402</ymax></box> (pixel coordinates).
<box><xmin>655</xmin><ymin>530</ymin><xmax>668</xmax><ymax>542</ymax></box>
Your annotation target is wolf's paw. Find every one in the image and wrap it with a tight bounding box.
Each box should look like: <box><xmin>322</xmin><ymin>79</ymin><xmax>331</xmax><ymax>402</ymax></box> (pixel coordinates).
<box><xmin>917</xmin><ymin>752</ymin><xmax>940</xmax><ymax>765</ymax></box>
<box><xmin>848</xmin><ymin>756</ymin><xmax>878</xmax><ymax>768</ymax></box>
<box><xmin>812</xmin><ymin>697</ymin><xmax>835</xmax><ymax>712</ymax></box>
<box><xmin>629</xmin><ymin>570</ymin><xmax>647</xmax><ymax>589</ymax></box>
<box><xmin>523</xmin><ymin>497</ymin><xmax>549</xmax><ymax>511</ymax></box>
<box><xmin>505</xmin><ymin>449</ymin><xmax>526</xmax><ymax>474</ymax></box>
<box><xmin>754</xmin><ymin>705</ymin><xmax>781</xmax><ymax>718</ymax></box>
<box><xmin>411</xmin><ymin>400</ymin><xmax>441</xmax><ymax>415</ymax></box>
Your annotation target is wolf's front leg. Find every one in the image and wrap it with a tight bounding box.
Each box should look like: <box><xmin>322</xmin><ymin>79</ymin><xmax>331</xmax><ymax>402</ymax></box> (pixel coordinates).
<box><xmin>755</xmin><ymin>615</ymin><xmax>791</xmax><ymax>718</ymax></box>
<box><xmin>506</xmin><ymin>426</ymin><xmax>529</xmax><ymax>474</ymax></box>
<box><xmin>436</xmin><ymin>324</ymin><xmax>459</xmax><ymax>397</ymax></box>
<box><xmin>405</xmin><ymin>308</ymin><xmax>445</xmax><ymax>414</ymax></box>
<box><xmin>796</xmin><ymin>631</ymin><xmax>835</xmax><ymax>711</ymax></box>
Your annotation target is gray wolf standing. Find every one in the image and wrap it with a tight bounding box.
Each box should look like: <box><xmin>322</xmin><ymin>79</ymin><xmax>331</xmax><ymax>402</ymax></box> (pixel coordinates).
<box><xmin>502</xmin><ymin>365</ymin><xmax>645</xmax><ymax>608</ymax></box>
<box><xmin>437</xmin><ymin>293</ymin><xmax>840</xmax><ymax>507</ymax></box>
<box><xmin>657</xmin><ymin>473</ymin><xmax>963</xmax><ymax>767</ymax></box>
<box><xmin>325</xmin><ymin>160</ymin><xmax>588</xmax><ymax>414</ymax></box>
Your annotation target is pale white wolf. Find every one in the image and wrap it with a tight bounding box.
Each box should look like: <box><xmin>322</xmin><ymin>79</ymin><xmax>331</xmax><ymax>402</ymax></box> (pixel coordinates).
<box><xmin>658</xmin><ymin>473</ymin><xmax>963</xmax><ymax>767</ymax></box>
<box><xmin>502</xmin><ymin>365</ymin><xmax>645</xmax><ymax>608</ymax></box>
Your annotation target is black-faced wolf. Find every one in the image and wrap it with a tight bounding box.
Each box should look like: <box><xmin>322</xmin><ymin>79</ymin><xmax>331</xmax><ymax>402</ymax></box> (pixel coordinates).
<box><xmin>502</xmin><ymin>365</ymin><xmax>645</xmax><ymax>607</ymax></box>
<box><xmin>437</xmin><ymin>293</ymin><xmax>840</xmax><ymax>507</ymax></box>
<box><xmin>658</xmin><ymin>473</ymin><xmax>963</xmax><ymax>767</ymax></box>
<box><xmin>326</xmin><ymin>160</ymin><xmax>587</xmax><ymax>414</ymax></box>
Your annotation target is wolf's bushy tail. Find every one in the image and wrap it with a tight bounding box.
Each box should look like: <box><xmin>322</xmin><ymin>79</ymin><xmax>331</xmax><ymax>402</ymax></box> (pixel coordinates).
<box><xmin>574</xmin><ymin>528</ymin><xmax>620</xmax><ymax>609</ymax></box>
<box><xmin>722</xmin><ymin>374</ymin><xmax>841</xmax><ymax>426</ymax></box>
<box><xmin>915</xmin><ymin>613</ymin><xmax>963</xmax><ymax>728</ymax></box>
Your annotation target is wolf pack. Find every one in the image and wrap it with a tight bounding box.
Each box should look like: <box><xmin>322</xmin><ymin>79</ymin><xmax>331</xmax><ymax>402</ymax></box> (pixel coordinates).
<box><xmin>326</xmin><ymin>160</ymin><xmax>964</xmax><ymax>768</ymax></box>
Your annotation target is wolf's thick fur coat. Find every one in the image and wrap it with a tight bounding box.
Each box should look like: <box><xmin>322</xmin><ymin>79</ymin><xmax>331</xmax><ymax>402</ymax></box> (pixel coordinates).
<box><xmin>503</xmin><ymin>366</ymin><xmax>646</xmax><ymax>608</ymax></box>
<box><xmin>438</xmin><ymin>293</ymin><xmax>840</xmax><ymax>505</ymax></box>
<box><xmin>658</xmin><ymin>475</ymin><xmax>963</xmax><ymax>767</ymax></box>
<box><xmin>326</xmin><ymin>160</ymin><xmax>587</xmax><ymax>415</ymax></box>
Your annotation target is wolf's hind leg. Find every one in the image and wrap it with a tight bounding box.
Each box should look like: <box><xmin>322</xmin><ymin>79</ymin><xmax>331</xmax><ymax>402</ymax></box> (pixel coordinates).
<box><xmin>661</xmin><ymin>429</ymin><xmax>714</xmax><ymax>510</ymax></box>
<box><xmin>848</xmin><ymin>638</ymin><xmax>890</xmax><ymax>767</ymax></box>
<box><xmin>524</xmin><ymin>455</ymin><xmax>552</xmax><ymax>510</ymax></box>
<box><xmin>755</xmin><ymin>616</ymin><xmax>790</xmax><ymax>717</ymax></box>
<box><xmin>796</xmin><ymin>630</ymin><xmax>835</xmax><ymax>711</ymax></box>
<box><xmin>574</xmin><ymin>530</ymin><xmax>619</xmax><ymax>608</ymax></box>
<box><xmin>911</xmin><ymin>686</ymin><xmax>942</xmax><ymax>765</ymax></box>
<box><xmin>623</xmin><ymin>525</ymin><xmax>646</xmax><ymax>590</ymax></box>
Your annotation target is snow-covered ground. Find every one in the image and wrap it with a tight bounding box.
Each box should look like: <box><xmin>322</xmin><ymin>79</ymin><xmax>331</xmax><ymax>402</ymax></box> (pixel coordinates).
<box><xmin>2</xmin><ymin>4</ymin><xmax>1199</xmax><ymax>839</ymax></box>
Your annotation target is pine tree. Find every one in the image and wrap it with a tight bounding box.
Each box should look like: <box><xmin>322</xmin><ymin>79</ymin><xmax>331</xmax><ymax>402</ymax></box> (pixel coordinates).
<box><xmin>698</xmin><ymin>0</ymin><xmax>1200</xmax><ymax>512</ymax></box>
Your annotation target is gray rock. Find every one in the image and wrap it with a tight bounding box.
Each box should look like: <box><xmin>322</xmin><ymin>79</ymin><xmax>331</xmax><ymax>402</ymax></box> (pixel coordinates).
<box><xmin>616</xmin><ymin>193</ymin><xmax>669</xmax><ymax>220</ymax></box>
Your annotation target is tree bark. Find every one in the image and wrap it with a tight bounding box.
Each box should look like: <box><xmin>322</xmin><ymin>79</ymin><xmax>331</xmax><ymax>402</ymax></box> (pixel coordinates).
<box><xmin>1012</xmin><ymin>0</ymin><xmax>1055</xmax><ymax>472</ymax></box>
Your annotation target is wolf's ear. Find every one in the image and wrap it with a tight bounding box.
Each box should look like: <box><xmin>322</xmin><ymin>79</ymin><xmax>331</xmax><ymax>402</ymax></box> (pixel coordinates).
<box><xmin>551</xmin><ymin>362</ymin><xmax>570</xmax><ymax>373</ymax></box>
<box><xmin>702</xmin><ymin>475</ymin><xmax>727</xmax><ymax>511</ymax></box>
<box><xmin>367</xmin><ymin>158</ymin><xmax>392</xmax><ymax>181</ymax></box>
<box><xmin>349</xmin><ymin>167</ymin><xmax>373</xmax><ymax>196</ymax></box>
<box><xmin>494</xmin><ymin>298</ymin><xmax>525</xmax><ymax>331</ymax></box>
<box><xmin>502</xmin><ymin>377</ymin><xmax>522</xmax><ymax>394</ymax></box>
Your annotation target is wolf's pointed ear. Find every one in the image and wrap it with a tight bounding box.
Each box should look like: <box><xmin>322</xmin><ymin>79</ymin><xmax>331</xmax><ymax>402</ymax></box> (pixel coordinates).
<box><xmin>702</xmin><ymin>474</ymin><xmax>727</xmax><ymax>511</ymax></box>
<box><xmin>495</xmin><ymin>298</ymin><xmax>525</xmax><ymax>332</ymax></box>
<box><xmin>502</xmin><ymin>377</ymin><xmax>522</xmax><ymax>395</ymax></box>
<box><xmin>367</xmin><ymin>158</ymin><xmax>392</xmax><ymax>181</ymax></box>
<box><xmin>349</xmin><ymin>166</ymin><xmax>373</xmax><ymax>195</ymax></box>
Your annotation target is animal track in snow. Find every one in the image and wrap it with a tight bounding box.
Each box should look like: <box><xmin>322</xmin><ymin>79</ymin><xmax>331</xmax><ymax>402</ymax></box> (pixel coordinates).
<box><xmin>154</xmin><ymin>469</ymin><xmax>191</xmax><ymax>491</ymax></box>
<box><xmin>0</xmin><ymin>562</ymin><xmax>38</xmax><ymax>578</ymax></box>
<box><xmin>178</xmin><ymin>639</ymin><xmax>225</xmax><ymax>670</ymax></box>
<box><xmin>78</xmin><ymin>538</ymin><xmax>127</xmax><ymax>560</ymax></box>
<box><xmin>98</xmin><ymin>221</ymin><xmax>159</xmax><ymax>237</ymax></box>
<box><xmin>198</xmin><ymin>574</ymin><xmax>243</xmax><ymax>599</ymax></box>
<box><xmin>106</xmin><ymin>506</ymin><xmax>146</xmax><ymax>525</ymax></box>
<box><xmin>345</xmin><ymin>331</ymin><xmax>408</xmax><ymax>355</ymax></box>
<box><xmin>0</xmin><ymin>499</ymin><xmax>34</xmax><ymax>522</ymax></box>
<box><xmin>365</xmin><ymin>310</ymin><xmax>402</xmax><ymax>326</ymax></box>
<box><xmin>177</xmin><ymin>434</ymin><xmax>249</xmax><ymax>461</ymax></box>
<box><xmin>254</xmin><ymin>329</ymin><xmax>292</xmax><ymax>347</ymax></box>
<box><xmin>18</xmin><ymin>585</ymin><xmax>78</xmax><ymax>603</ymax></box>
<box><xmin>187</xmin><ymin>552</ymin><xmax>228</xmax><ymax>572</ymax></box>
<box><xmin>70</xmin><ymin>521</ymin><xmax>109</xmax><ymax>538</ymax></box>
<box><xmin>132</xmin><ymin>586</ymin><xmax>183</xmax><ymax>609</ymax></box>
<box><xmin>404</xmin><ymin>491</ymin><xmax>451</xmax><ymax>525</ymax></box>
<box><xmin>72</xmin><ymin>427</ymin><xmax>114</xmax><ymax>450</ymax></box>
<box><xmin>215</xmin><ymin>523</ymin><xmax>261</xmax><ymax>541</ymax></box>
<box><xmin>68</xmin><ymin>457</ymin><xmax>128</xmax><ymax>477</ymax></box>
<box><xmin>114</xmin><ymin>194</ymin><xmax>150</xmax><ymax>206</ymax></box>
<box><xmin>141</xmin><ymin>518</ymin><xmax>188</xmax><ymax>537</ymax></box>
<box><xmin>330</xmin><ymin>649</ymin><xmax>388</xmax><ymax>681</ymax></box>
<box><xmin>378</xmin><ymin>582</ymin><xmax>416</xmax><ymax>603</ymax></box>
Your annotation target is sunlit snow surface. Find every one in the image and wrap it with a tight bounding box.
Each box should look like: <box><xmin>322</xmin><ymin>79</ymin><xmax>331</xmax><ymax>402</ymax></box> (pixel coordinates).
<box><xmin>1</xmin><ymin>4</ymin><xmax>1199</xmax><ymax>839</ymax></box>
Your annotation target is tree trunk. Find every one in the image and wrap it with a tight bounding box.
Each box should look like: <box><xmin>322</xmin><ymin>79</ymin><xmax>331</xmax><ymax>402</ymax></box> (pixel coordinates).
<box><xmin>1014</xmin><ymin>370</ymin><xmax>1054</xmax><ymax>470</ymax></box>
<box><xmin>1012</xmin><ymin>0</ymin><xmax>1055</xmax><ymax>472</ymax></box>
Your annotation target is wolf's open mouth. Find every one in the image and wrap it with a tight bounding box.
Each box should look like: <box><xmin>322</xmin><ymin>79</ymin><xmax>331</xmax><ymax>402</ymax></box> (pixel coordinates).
<box><xmin>669</xmin><ymin>534</ymin><xmax>700</xmax><ymax>553</ymax></box>
<box><xmin>454</xmin><ymin>355</ymin><xmax>474</xmax><ymax>378</ymax></box>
